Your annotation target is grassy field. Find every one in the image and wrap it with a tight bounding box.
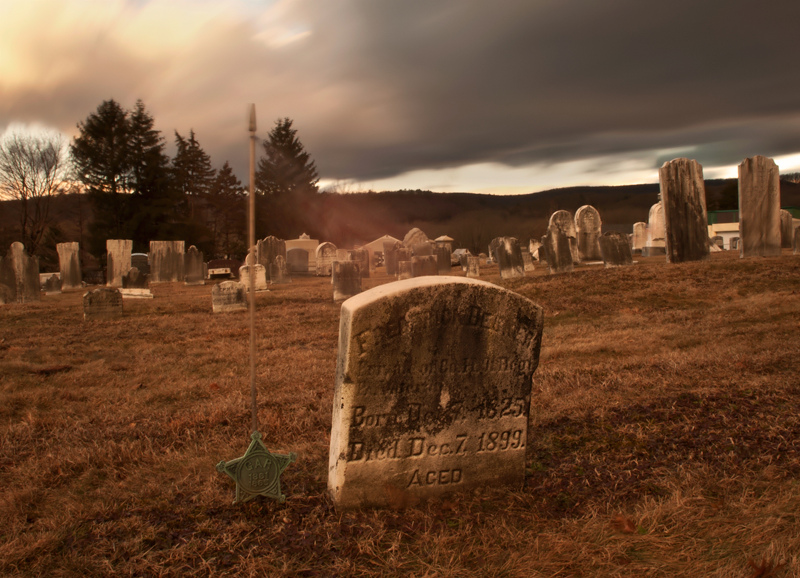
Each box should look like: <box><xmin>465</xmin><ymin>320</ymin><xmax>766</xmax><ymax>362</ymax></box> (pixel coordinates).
<box><xmin>1</xmin><ymin>251</ymin><xmax>799</xmax><ymax>577</ymax></box>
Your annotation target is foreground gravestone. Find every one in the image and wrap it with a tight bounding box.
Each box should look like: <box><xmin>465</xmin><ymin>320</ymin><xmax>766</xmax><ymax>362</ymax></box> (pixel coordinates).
<box><xmin>333</xmin><ymin>261</ymin><xmax>362</xmax><ymax>302</ymax></box>
<box><xmin>544</xmin><ymin>214</ymin><xmax>574</xmax><ymax>274</ymax></box>
<box><xmin>598</xmin><ymin>232</ymin><xmax>634</xmax><ymax>268</ymax></box>
<box><xmin>738</xmin><ymin>156</ymin><xmax>781</xmax><ymax>258</ymax></box>
<box><xmin>642</xmin><ymin>203</ymin><xmax>666</xmax><ymax>257</ymax></box>
<box><xmin>0</xmin><ymin>242</ymin><xmax>40</xmax><ymax>303</ymax></box>
<box><xmin>659</xmin><ymin>158</ymin><xmax>710</xmax><ymax>263</ymax></box>
<box><xmin>780</xmin><ymin>210</ymin><xmax>794</xmax><ymax>249</ymax></box>
<box><xmin>106</xmin><ymin>239</ymin><xmax>132</xmax><ymax>288</ymax></box>
<box><xmin>316</xmin><ymin>242</ymin><xmax>337</xmax><ymax>276</ymax></box>
<box><xmin>574</xmin><ymin>205</ymin><xmax>602</xmax><ymax>261</ymax></box>
<box><xmin>328</xmin><ymin>276</ymin><xmax>544</xmax><ymax>509</ymax></box>
<box><xmin>184</xmin><ymin>245</ymin><xmax>205</xmax><ymax>285</ymax></box>
<box><xmin>212</xmin><ymin>281</ymin><xmax>247</xmax><ymax>313</ymax></box>
<box><xmin>83</xmin><ymin>287</ymin><xmax>123</xmax><ymax>320</ymax></box>
<box><xmin>57</xmin><ymin>242</ymin><xmax>81</xmax><ymax>290</ymax></box>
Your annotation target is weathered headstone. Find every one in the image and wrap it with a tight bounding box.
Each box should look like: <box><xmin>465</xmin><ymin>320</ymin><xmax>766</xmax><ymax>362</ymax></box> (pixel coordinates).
<box><xmin>730</xmin><ymin>237</ymin><xmax>740</xmax><ymax>250</ymax></box>
<box><xmin>403</xmin><ymin>228</ymin><xmax>429</xmax><ymax>249</ymax></box>
<box><xmin>738</xmin><ymin>156</ymin><xmax>781</xmax><ymax>258</ymax></box>
<box><xmin>543</xmin><ymin>214</ymin><xmax>574</xmax><ymax>274</ymax></box>
<box><xmin>548</xmin><ymin>211</ymin><xmax>579</xmax><ymax>265</ymax></box>
<box><xmin>598</xmin><ymin>232</ymin><xmax>634</xmax><ymax>268</ymax></box>
<box><xmin>491</xmin><ymin>237</ymin><xmax>525</xmax><ymax>279</ymax></box>
<box><xmin>537</xmin><ymin>236</ymin><xmax>549</xmax><ymax>267</ymax></box>
<box><xmin>257</xmin><ymin>236</ymin><xmax>286</xmax><ymax>282</ymax></box>
<box><xmin>642</xmin><ymin>203</ymin><xmax>666</xmax><ymax>257</ymax></box>
<box><xmin>384</xmin><ymin>242</ymin><xmax>402</xmax><ymax>276</ymax></box>
<box><xmin>352</xmin><ymin>249</ymin><xmax>370</xmax><ymax>278</ymax></box>
<box><xmin>575</xmin><ymin>205</ymin><xmax>602</xmax><ymax>261</ymax></box>
<box><xmin>659</xmin><ymin>158</ymin><xmax>709</xmax><ymax>263</ymax></box>
<box><xmin>43</xmin><ymin>274</ymin><xmax>61</xmax><ymax>294</ymax></box>
<box><xmin>316</xmin><ymin>242</ymin><xmax>337</xmax><ymax>276</ymax></box>
<box><xmin>411</xmin><ymin>255</ymin><xmax>438</xmax><ymax>277</ymax></box>
<box><xmin>149</xmin><ymin>240</ymin><xmax>185</xmax><ymax>283</ymax></box>
<box><xmin>466</xmin><ymin>256</ymin><xmax>480</xmax><ymax>278</ymax></box>
<box><xmin>131</xmin><ymin>253</ymin><xmax>150</xmax><ymax>276</ymax></box>
<box><xmin>106</xmin><ymin>239</ymin><xmax>132</xmax><ymax>288</ymax></box>
<box><xmin>631</xmin><ymin>222</ymin><xmax>647</xmax><ymax>255</ymax></box>
<box><xmin>0</xmin><ymin>242</ymin><xmax>40</xmax><ymax>303</ymax></box>
<box><xmin>239</xmin><ymin>264</ymin><xmax>268</xmax><ymax>291</ymax></box>
<box><xmin>212</xmin><ymin>281</ymin><xmax>247</xmax><ymax>313</ymax></box>
<box><xmin>286</xmin><ymin>248</ymin><xmax>310</xmax><ymax>274</ymax></box>
<box><xmin>397</xmin><ymin>260</ymin><xmax>414</xmax><ymax>281</ymax></box>
<box><xmin>57</xmin><ymin>242</ymin><xmax>81</xmax><ymax>290</ymax></box>
<box><xmin>780</xmin><ymin>210</ymin><xmax>794</xmax><ymax>249</ymax></box>
<box><xmin>434</xmin><ymin>246</ymin><xmax>452</xmax><ymax>275</ymax></box>
<box><xmin>521</xmin><ymin>251</ymin><xmax>535</xmax><ymax>272</ymax></box>
<box><xmin>528</xmin><ymin>240</ymin><xmax>541</xmax><ymax>260</ymax></box>
<box><xmin>270</xmin><ymin>255</ymin><xmax>291</xmax><ymax>284</ymax></box>
<box><xmin>333</xmin><ymin>261</ymin><xmax>362</xmax><ymax>302</ymax></box>
<box><xmin>710</xmin><ymin>235</ymin><xmax>724</xmax><ymax>249</ymax></box>
<box><xmin>328</xmin><ymin>276</ymin><xmax>544</xmax><ymax>509</ymax></box>
<box><xmin>184</xmin><ymin>245</ymin><xmax>205</xmax><ymax>285</ymax></box>
<box><xmin>120</xmin><ymin>267</ymin><xmax>153</xmax><ymax>298</ymax></box>
<box><xmin>83</xmin><ymin>287</ymin><xmax>123</xmax><ymax>320</ymax></box>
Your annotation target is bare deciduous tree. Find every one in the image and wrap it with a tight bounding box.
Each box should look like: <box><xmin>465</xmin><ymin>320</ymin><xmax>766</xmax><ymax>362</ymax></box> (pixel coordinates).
<box><xmin>0</xmin><ymin>130</ymin><xmax>71</xmax><ymax>255</ymax></box>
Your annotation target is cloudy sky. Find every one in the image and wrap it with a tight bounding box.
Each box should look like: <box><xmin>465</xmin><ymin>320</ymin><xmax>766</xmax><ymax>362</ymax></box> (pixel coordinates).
<box><xmin>2</xmin><ymin>0</ymin><xmax>799</xmax><ymax>194</ymax></box>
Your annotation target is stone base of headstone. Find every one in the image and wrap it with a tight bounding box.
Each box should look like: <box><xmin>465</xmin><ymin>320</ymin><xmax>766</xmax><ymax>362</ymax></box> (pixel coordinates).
<box><xmin>83</xmin><ymin>287</ymin><xmax>123</xmax><ymax>320</ymax></box>
<box><xmin>212</xmin><ymin>281</ymin><xmax>248</xmax><ymax>313</ymax></box>
<box><xmin>120</xmin><ymin>288</ymin><xmax>154</xmax><ymax>299</ymax></box>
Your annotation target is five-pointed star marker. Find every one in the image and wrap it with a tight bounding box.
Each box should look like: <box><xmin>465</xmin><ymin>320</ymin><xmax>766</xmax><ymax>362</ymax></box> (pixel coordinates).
<box><xmin>217</xmin><ymin>431</ymin><xmax>296</xmax><ymax>503</ymax></box>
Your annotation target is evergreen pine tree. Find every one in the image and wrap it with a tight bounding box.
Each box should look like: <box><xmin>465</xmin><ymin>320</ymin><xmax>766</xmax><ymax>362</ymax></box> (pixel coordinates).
<box><xmin>208</xmin><ymin>161</ymin><xmax>246</xmax><ymax>258</ymax></box>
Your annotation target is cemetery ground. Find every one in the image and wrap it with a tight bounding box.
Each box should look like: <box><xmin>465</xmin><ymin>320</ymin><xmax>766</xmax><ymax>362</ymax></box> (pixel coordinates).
<box><xmin>1</xmin><ymin>252</ymin><xmax>799</xmax><ymax>577</ymax></box>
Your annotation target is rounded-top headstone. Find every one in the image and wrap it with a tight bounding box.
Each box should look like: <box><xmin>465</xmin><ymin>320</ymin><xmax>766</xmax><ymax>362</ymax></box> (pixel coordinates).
<box><xmin>403</xmin><ymin>228</ymin><xmax>429</xmax><ymax>248</ymax></box>
<box><xmin>328</xmin><ymin>276</ymin><xmax>544</xmax><ymax>509</ymax></box>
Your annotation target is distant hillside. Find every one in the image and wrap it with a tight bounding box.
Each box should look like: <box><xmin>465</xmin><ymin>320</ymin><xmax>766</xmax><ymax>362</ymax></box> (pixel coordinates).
<box><xmin>3</xmin><ymin>179</ymin><xmax>800</xmax><ymax>267</ymax></box>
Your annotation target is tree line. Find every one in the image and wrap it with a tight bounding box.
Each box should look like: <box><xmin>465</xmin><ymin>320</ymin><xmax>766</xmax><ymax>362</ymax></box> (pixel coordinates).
<box><xmin>0</xmin><ymin>99</ymin><xmax>320</xmax><ymax>263</ymax></box>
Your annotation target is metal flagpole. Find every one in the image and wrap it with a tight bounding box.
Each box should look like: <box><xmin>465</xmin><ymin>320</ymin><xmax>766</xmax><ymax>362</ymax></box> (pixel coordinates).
<box><xmin>248</xmin><ymin>103</ymin><xmax>258</xmax><ymax>434</ymax></box>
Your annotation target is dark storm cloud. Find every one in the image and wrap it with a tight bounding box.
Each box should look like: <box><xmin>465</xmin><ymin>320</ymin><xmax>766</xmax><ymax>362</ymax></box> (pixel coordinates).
<box><xmin>3</xmin><ymin>0</ymin><xmax>799</xmax><ymax>186</ymax></box>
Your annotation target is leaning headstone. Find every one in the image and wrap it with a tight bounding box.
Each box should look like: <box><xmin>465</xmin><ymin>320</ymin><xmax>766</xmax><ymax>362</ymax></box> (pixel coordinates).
<box><xmin>434</xmin><ymin>246</ymin><xmax>451</xmax><ymax>275</ymax></box>
<box><xmin>149</xmin><ymin>240</ymin><xmax>185</xmax><ymax>283</ymax></box>
<box><xmin>492</xmin><ymin>237</ymin><xmax>525</xmax><ymax>279</ymax></box>
<box><xmin>333</xmin><ymin>261</ymin><xmax>362</xmax><ymax>302</ymax></box>
<box><xmin>328</xmin><ymin>276</ymin><xmax>544</xmax><ymax>509</ymax></box>
<box><xmin>659</xmin><ymin>158</ymin><xmax>710</xmax><ymax>263</ymax></box>
<box><xmin>83</xmin><ymin>287</ymin><xmax>123</xmax><ymax>320</ymax></box>
<box><xmin>544</xmin><ymin>215</ymin><xmax>574</xmax><ymax>274</ymax></box>
<box><xmin>57</xmin><ymin>242</ymin><xmax>81</xmax><ymax>290</ymax></box>
<box><xmin>212</xmin><ymin>281</ymin><xmax>247</xmax><ymax>313</ymax></box>
<box><xmin>466</xmin><ymin>256</ymin><xmax>480</xmax><ymax>278</ymax></box>
<box><xmin>106</xmin><ymin>239</ymin><xmax>132</xmax><ymax>288</ymax></box>
<box><xmin>598</xmin><ymin>232</ymin><xmax>634</xmax><ymax>268</ymax></box>
<box><xmin>738</xmin><ymin>156</ymin><xmax>781</xmax><ymax>258</ymax></box>
<box><xmin>642</xmin><ymin>203</ymin><xmax>666</xmax><ymax>257</ymax></box>
<box><xmin>239</xmin><ymin>264</ymin><xmax>268</xmax><ymax>292</ymax></box>
<box><xmin>316</xmin><ymin>242</ymin><xmax>337</xmax><ymax>276</ymax></box>
<box><xmin>412</xmin><ymin>255</ymin><xmax>439</xmax><ymax>277</ymax></box>
<box><xmin>43</xmin><ymin>274</ymin><xmax>61</xmax><ymax>294</ymax></box>
<box><xmin>631</xmin><ymin>222</ymin><xmax>647</xmax><ymax>255</ymax></box>
<box><xmin>780</xmin><ymin>210</ymin><xmax>794</xmax><ymax>249</ymax></box>
<box><xmin>397</xmin><ymin>260</ymin><xmax>414</xmax><ymax>281</ymax></box>
<box><xmin>269</xmin><ymin>255</ymin><xmax>291</xmax><ymax>284</ymax></box>
<box><xmin>184</xmin><ymin>245</ymin><xmax>205</xmax><ymax>285</ymax></box>
<box><xmin>575</xmin><ymin>205</ymin><xmax>602</xmax><ymax>261</ymax></box>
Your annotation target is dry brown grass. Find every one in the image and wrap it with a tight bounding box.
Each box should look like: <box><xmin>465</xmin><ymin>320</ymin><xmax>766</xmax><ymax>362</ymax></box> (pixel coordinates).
<box><xmin>1</xmin><ymin>251</ymin><xmax>799</xmax><ymax>577</ymax></box>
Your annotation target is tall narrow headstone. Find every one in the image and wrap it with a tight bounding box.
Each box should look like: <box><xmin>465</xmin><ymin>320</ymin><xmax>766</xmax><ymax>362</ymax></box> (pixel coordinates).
<box><xmin>738</xmin><ymin>156</ymin><xmax>781</xmax><ymax>258</ymax></box>
<box><xmin>466</xmin><ymin>256</ymin><xmax>480</xmax><ymax>278</ymax></box>
<box><xmin>434</xmin><ymin>246</ymin><xmax>451</xmax><ymax>275</ymax></box>
<box><xmin>83</xmin><ymin>287</ymin><xmax>123</xmax><ymax>320</ymax></box>
<box><xmin>574</xmin><ymin>205</ymin><xmax>602</xmax><ymax>261</ymax></box>
<box><xmin>57</xmin><ymin>242</ymin><xmax>81</xmax><ymax>290</ymax></box>
<box><xmin>333</xmin><ymin>261</ymin><xmax>362</xmax><ymax>302</ymax></box>
<box><xmin>106</xmin><ymin>239</ymin><xmax>132</xmax><ymax>288</ymax></box>
<box><xmin>384</xmin><ymin>242</ymin><xmax>402</xmax><ymax>276</ymax></box>
<box><xmin>544</xmin><ymin>213</ymin><xmax>575</xmax><ymax>274</ymax></box>
<box><xmin>780</xmin><ymin>210</ymin><xmax>794</xmax><ymax>249</ymax></box>
<box><xmin>643</xmin><ymin>204</ymin><xmax>666</xmax><ymax>257</ymax></box>
<box><xmin>212</xmin><ymin>281</ymin><xmax>247</xmax><ymax>313</ymax></box>
<box><xmin>328</xmin><ymin>277</ymin><xmax>544</xmax><ymax>509</ymax></box>
<box><xmin>149</xmin><ymin>240</ymin><xmax>185</xmax><ymax>283</ymax></box>
<box><xmin>598</xmin><ymin>232</ymin><xmax>634</xmax><ymax>268</ymax></box>
<box><xmin>184</xmin><ymin>245</ymin><xmax>205</xmax><ymax>285</ymax></box>
<box><xmin>0</xmin><ymin>242</ymin><xmax>40</xmax><ymax>303</ymax></box>
<box><xmin>316</xmin><ymin>242</ymin><xmax>338</xmax><ymax>276</ymax></box>
<box><xmin>659</xmin><ymin>158</ymin><xmax>709</xmax><ymax>263</ymax></box>
<box><xmin>631</xmin><ymin>222</ymin><xmax>647</xmax><ymax>255</ymax></box>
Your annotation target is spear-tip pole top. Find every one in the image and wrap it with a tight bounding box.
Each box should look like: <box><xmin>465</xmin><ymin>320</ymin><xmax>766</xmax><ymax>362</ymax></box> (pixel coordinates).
<box><xmin>248</xmin><ymin>104</ymin><xmax>256</xmax><ymax>133</ymax></box>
